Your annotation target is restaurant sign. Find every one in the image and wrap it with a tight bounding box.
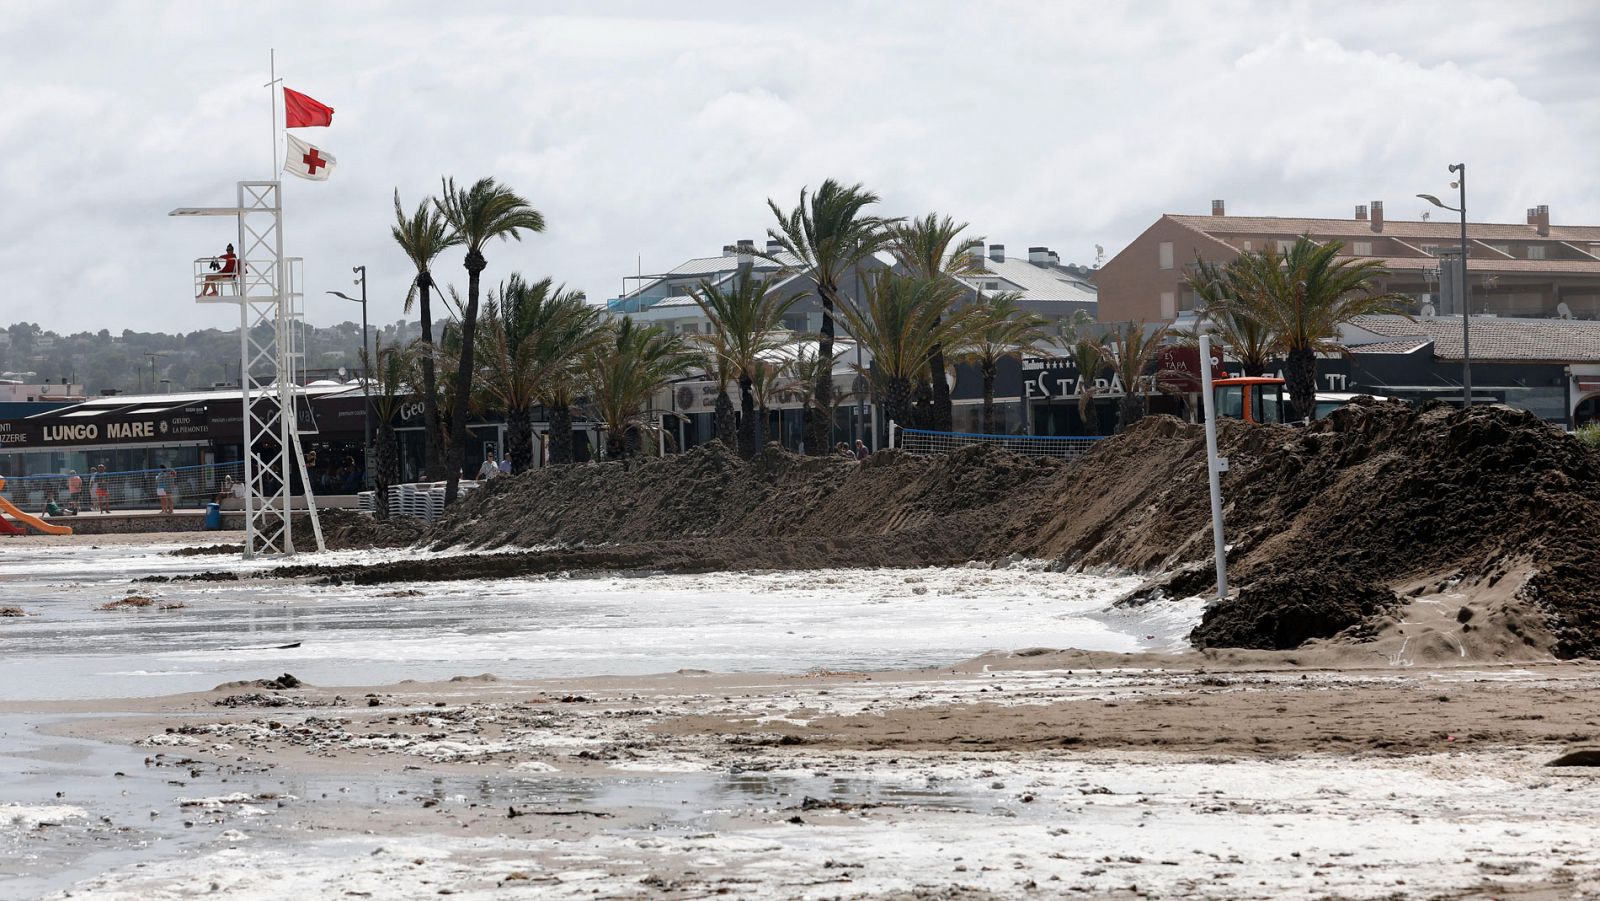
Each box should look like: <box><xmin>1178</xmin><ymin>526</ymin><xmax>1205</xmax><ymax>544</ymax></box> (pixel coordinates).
<box><xmin>0</xmin><ymin>405</ymin><xmax>210</xmax><ymax>449</ymax></box>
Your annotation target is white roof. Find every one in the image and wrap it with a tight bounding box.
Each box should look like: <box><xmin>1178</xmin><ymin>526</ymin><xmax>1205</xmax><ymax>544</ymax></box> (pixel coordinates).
<box><xmin>961</xmin><ymin>257</ymin><xmax>1097</xmax><ymax>304</ymax></box>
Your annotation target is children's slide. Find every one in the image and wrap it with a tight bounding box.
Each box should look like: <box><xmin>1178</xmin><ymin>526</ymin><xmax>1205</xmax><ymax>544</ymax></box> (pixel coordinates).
<box><xmin>0</xmin><ymin>497</ymin><xmax>73</xmax><ymax>535</ymax></box>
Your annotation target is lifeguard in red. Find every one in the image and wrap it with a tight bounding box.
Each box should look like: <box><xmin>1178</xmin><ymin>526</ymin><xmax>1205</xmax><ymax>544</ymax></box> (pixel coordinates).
<box><xmin>202</xmin><ymin>243</ymin><xmax>237</xmax><ymax>296</ymax></box>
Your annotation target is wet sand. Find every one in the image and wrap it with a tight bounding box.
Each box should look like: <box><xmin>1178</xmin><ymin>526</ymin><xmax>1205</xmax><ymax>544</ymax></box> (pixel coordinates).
<box><xmin>9</xmin><ymin>654</ymin><xmax>1597</xmax><ymax>899</ymax></box>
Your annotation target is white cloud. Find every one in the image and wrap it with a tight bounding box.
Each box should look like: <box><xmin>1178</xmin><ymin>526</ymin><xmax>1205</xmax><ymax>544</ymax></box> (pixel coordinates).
<box><xmin>0</xmin><ymin>0</ymin><xmax>1595</xmax><ymax>334</ymax></box>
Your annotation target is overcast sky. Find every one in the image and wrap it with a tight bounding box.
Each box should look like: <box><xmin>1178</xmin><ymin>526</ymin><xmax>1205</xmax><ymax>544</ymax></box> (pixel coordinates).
<box><xmin>2</xmin><ymin>0</ymin><xmax>1597</xmax><ymax>334</ymax></box>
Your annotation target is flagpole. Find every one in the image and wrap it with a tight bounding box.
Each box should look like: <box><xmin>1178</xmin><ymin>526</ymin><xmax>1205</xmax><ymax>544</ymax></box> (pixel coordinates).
<box><xmin>267</xmin><ymin>49</ymin><xmax>281</xmax><ymax>177</ymax></box>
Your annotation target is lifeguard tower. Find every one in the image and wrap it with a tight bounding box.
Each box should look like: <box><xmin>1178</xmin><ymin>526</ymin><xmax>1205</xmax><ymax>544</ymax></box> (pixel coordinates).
<box><xmin>171</xmin><ymin>181</ymin><xmax>323</xmax><ymax>558</ymax></box>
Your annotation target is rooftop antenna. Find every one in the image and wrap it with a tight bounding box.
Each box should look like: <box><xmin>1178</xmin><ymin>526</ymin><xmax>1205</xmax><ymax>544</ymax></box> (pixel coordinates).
<box><xmin>1420</xmin><ymin>210</ymin><xmax>1430</xmax><ymax>222</ymax></box>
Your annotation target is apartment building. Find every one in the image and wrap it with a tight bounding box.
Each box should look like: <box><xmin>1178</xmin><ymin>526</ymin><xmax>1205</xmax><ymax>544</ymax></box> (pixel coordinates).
<box><xmin>1096</xmin><ymin>199</ymin><xmax>1600</xmax><ymax>322</ymax></box>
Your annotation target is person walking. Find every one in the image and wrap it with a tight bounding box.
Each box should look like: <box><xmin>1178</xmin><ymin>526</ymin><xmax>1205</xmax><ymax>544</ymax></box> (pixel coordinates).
<box><xmin>65</xmin><ymin>470</ymin><xmax>83</xmax><ymax>515</ymax></box>
<box><xmin>476</xmin><ymin>452</ymin><xmax>500</xmax><ymax>481</ymax></box>
<box><xmin>90</xmin><ymin>464</ymin><xmax>111</xmax><ymax>513</ymax></box>
<box><xmin>155</xmin><ymin>465</ymin><xmax>177</xmax><ymax>514</ymax></box>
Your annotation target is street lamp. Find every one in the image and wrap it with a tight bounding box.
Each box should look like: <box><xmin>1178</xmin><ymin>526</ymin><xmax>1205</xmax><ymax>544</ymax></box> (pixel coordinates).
<box><xmin>327</xmin><ymin>265</ymin><xmax>371</xmax><ymax>478</ymax></box>
<box><xmin>1418</xmin><ymin>163</ymin><xmax>1472</xmax><ymax>408</ymax></box>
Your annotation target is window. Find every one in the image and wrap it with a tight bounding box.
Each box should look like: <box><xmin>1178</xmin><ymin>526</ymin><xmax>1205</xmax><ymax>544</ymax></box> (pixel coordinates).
<box><xmin>1527</xmin><ymin>245</ymin><xmax>1547</xmax><ymax>261</ymax></box>
<box><xmin>1160</xmin><ymin>292</ymin><xmax>1175</xmax><ymax>319</ymax></box>
<box><xmin>679</xmin><ymin>323</ymin><xmax>699</xmax><ymax>335</ymax></box>
<box><xmin>1217</xmin><ymin>386</ymin><xmax>1243</xmax><ymax>420</ymax></box>
<box><xmin>1158</xmin><ymin>242</ymin><xmax>1174</xmax><ymax>270</ymax></box>
<box><xmin>1241</xmin><ymin>241</ymin><xmax>1253</xmax><ymax>251</ymax></box>
<box><xmin>1276</xmin><ymin>239</ymin><xmax>1296</xmax><ymax>253</ymax></box>
<box><xmin>1352</xmin><ymin>241</ymin><xmax>1373</xmax><ymax>256</ymax></box>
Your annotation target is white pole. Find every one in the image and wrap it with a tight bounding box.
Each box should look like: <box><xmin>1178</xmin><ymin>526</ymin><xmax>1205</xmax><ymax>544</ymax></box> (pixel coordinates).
<box><xmin>1198</xmin><ymin>336</ymin><xmax>1227</xmax><ymax>601</ymax></box>
<box><xmin>888</xmin><ymin>419</ymin><xmax>896</xmax><ymax>450</ymax></box>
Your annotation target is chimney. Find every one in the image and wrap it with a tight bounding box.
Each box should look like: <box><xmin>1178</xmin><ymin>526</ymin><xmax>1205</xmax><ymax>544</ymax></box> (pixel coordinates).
<box><xmin>1211</xmin><ymin>199</ymin><xmax>1226</xmax><ymax>217</ymax></box>
<box><xmin>1370</xmin><ymin>200</ymin><xmax>1384</xmax><ymax>233</ymax></box>
<box><xmin>1532</xmin><ymin>204</ymin><xmax>1550</xmax><ymax>236</ymax></box>
<box><xmin>765</xmin><ymin>239</ymin><xmax>783</xmax><ymax>256</ymax></box>
<box><xmin>988</xmin><ymin>243</ymin><xmax>1005</xmax><ymax>262</ymax></box>
<box><xmin>721</xmin><ymin>244</ymin><xmax>737</xmax><ymax>257</ymax></box>
<box><xmin>1355</xmin><ymin>204</ymin><xmax>1368</xmax><ymax>221</ymax></box>
<box><xmin>736</xmin><ymin>238</ymin><xmax>755</xmax><ymax>253</ymax></box>
<box><xmin>1048</xmin><ymin>250</ymin><xmax>1060</xmax><ymax>265</ymax></box>
<box><xmin>1028</xmin><ymin>246</ymin><xmax>1051</xmax><ymax>264</ymax></box>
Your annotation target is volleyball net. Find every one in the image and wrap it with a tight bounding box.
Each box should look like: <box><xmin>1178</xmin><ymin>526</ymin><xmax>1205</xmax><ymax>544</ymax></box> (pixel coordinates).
<box><xmin>896</xmin><ymin>427</ymin><xmax>1103</xmax><ymax>460</ymax></box>
<box><xmin>0</xmin><ymin>462</ymin><xmax>246</xmax><ymax>513</ymax></box>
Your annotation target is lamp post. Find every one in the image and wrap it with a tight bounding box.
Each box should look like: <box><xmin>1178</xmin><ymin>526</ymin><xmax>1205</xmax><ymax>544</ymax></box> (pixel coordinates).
<box><xmin>1417</xmin><ymin>163</ymin><xmax>1472</xmax><ymax>408</ymax></box>
<box><xmin>327</xmin><ymin>265</ymin><xmax>371</xmax><ymax>477</ymax></box>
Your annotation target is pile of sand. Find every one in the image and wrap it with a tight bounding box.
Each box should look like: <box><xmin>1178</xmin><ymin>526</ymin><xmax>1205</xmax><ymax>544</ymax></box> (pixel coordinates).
<box><xmin>306</xmin><ymin>402</ymin><xmax>1600</xmax><ymax>658</ymax></box>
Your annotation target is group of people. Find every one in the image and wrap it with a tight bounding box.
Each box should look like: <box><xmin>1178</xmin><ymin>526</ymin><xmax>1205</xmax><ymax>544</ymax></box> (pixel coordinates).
<box><xmin>37</xmin><ymin>464</ymin><xmax>181</xmax><ymax>516</ymax></box>
<box><xmin>40</xmin><ymin>465</ymin><xmax>114</xmax><ymax>516</ymax></box>
<box><xmin>476</xmin><ymin>451</ymin><xmax>513</xmax><ymax>480</ymax></box>
<box><xmin>304</xmin><ymin>450</ymin><xmax>365</xmax><ymax>494</ymax></box>
<box><xmin>834</xmin><ymin>440</ymin><xmax>872</xmax><ymax>462</ymax></box>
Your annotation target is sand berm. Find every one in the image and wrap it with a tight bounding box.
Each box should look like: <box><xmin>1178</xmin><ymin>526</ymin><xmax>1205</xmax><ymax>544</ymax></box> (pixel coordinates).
<box><xmin>290</xmin><ymin>400</ymin><xmax>1600</xmax><ymax>659</ymax></box>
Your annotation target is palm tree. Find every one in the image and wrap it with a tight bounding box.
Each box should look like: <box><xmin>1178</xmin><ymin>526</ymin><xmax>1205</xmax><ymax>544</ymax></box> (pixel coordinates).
<box><xmin>954</xmin><ymin>292</ymin><xmax>1049</xmax><ymax>434</ymax></box>
<box><xmin>434</xmin><ymin>177</ymin><xmax>546</xmax><ymax>502</ymax></box>
<box><xmin>478</xmin><ymin>274</ymin><xmax>602</xmax><ymax>473</ymax></box>
<box><xmin>392</xmin><ymin>190</ymin><xmax>462</xmax><ymax>480</ymax></box>
<box><xmin>788</xmin><ymin>343</ymin><xmax>852</xmax><ymax>448</ymax></box>
<box><xmin>836</xmin><ymin>273</ymin><xmax>972</xmax><ymax>444</ymax></box>
<box><xmin>1184</xmin><ymin>257</ymin><xmax>1278</xmax><ymax>376</ymax></box>
<box><xmin>706</xmin><ymin>360</ymin><xmax>737</xmax><ymax>450</ymax></box>
<box><xmin>1223</xmin><ymin>237</ymin><xmax>1407</xmax><ymax>419</ymax></box>
<box><xmin>888</xmin><ymin>213</ymin><xmax>984</xmax><ymax>431</ymax></box>
<box><xmin>583</xmin><ymin>317</ymin><xmax>692</xmax><ymax>460</ymax></box>
<box><xmin>765</xmin><ymin>179</ymin><xmax>898</xmax><ymax>454</ymax></box>
<box><xmin>1104</xmin><ymin>321</ymin><xmax>1172</xmax><ymax>432</ymax></box>
<box><xmin>363</xmin><ymin>337</ymin><xmax>415</xmax><ymax>521</ymax></box>
<box><xmin>687</xmin><ymin>267</ymin><xmax>803</xmax><ymax>458</ymax></box>
<box><xmin>1067</xmin><ymin>336</ymin><xmax>1107</xmax><ymax>436</ymax></box>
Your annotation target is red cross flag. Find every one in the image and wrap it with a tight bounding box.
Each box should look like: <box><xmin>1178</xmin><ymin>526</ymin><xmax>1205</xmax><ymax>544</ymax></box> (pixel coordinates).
<box><xmin>284</xmin><ymin>133</ymin><xmax>336</xmax><ymax>181</ymax></box>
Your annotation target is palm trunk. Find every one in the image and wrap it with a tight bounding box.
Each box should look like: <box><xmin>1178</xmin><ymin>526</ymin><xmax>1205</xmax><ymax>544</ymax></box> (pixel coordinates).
<box><xmin>606</xmin><ymin>428</ymin><xmax>628</xmax><ymax>461</ymax></box>
<box><xmin>911</xmin><ymin>379</ymin><xmax>932</xmax><ymax>430</ymax></box>
<box><xmin>981</xmin><ymin>359</ymin><xmax>997</xmax><ymax>434</ymax></box>
<box><xmin>506</xmin><ymin>403</ymin><xmax>532</xmax><ymax>473</ymax></box>
<box><xmin>809</xmin><ymin>287</ymin><xmax>836</xmax><ymax>455</ymax></box>
<box><xmin>374</xmin><ymin>423</ymin><xmax>397</xmax><ymax>521</ymax></box>
<box><xmin>1117</xmin><ymin>392</ymin><xmax>1142</xmax><ymax>433</ymax></box>
<box><xmin>547</xmin><ymin>401</ymin><xmax>574</xmax><ymax>464</ymax></box>
<box><xmin>713</xmin><ymin>386</ymin><xmax>736</xmax><ymax>448</ymax></box>
<box><xmin>1285</xmin><ymin>345</ymin><xmax>1317</xmax><ymax>422</ymax></box>
<box><xmin>417</xmin><ymin>275</ymin><xmax>445</xmax><ymax>480</ymax></box>
<box><xmin>1078</xmin><ymin>387</ymin><xmax>1099</xmax><ymax>436</ymax></box>
<box><xmin>929</xmin><ymin>342</ymin><xmax>953</xmax><ymax>432</ymax></box>
<box><xmin>884</xmin><ymin>375</ymin><xmax>912</xmax><ymax>444</ymax></box>
<box><xmin>445</xmin><ymin>251</ymin><xmax>485</xmax><ymax>504</ymax></box>
<box><xmin>737</xmin><ymin>370</ymin><xmax>759</xmax><ymax>459</ymax></box>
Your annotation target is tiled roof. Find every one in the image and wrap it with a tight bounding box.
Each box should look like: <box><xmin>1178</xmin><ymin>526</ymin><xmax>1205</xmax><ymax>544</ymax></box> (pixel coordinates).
<box><xmin>1351</xmin><ymin>314</ymin><xmax>1600</xmax><ymax>363</ymax></box>
<box><xmin>961</xmin><ymin>257</ymin><xmax>1097</xmax><ymax>303</ymax></box>
<box><xmin>1170</xmin><ymin>214</ymin><xmax>1600</xmax><ymax>244</ymax></box>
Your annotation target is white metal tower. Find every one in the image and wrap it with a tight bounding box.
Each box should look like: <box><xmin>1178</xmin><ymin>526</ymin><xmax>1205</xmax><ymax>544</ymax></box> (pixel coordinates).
<box><xmin>172</xmin><ymin>180</ymin><xmax>324</xmax><ymax>558</ymax></box>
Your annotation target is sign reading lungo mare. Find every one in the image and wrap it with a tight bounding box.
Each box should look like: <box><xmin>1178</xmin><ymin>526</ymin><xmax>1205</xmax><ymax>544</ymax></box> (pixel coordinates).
<box><xmin>0</xmin><ymin>405</ymin><xmax>210</xmax><ymax>449</ymax></box>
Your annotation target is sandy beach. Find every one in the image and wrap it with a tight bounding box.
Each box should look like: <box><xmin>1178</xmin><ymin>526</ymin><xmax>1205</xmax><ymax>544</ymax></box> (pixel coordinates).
<box><xmin>5</xmin><ymin>532</ymin><xmax>1600</xmax><ymax>899</ymax></box>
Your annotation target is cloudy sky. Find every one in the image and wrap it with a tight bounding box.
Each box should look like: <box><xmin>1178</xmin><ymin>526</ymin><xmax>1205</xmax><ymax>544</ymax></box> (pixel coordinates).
<box><xmin>2</xmin><ymin>0</ymin><xmax>1597</xmax><ymax>334</ymax></box>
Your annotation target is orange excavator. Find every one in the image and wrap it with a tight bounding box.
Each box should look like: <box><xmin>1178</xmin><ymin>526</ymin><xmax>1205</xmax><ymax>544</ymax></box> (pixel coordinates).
<box><xmin>1212</xmin><ymin>376</ymin><xmax>1289</xmax><ymax>424</ymax></box>
<box><xmin>0</xmin><ymin>475</ymin><xmax>73</xmax><ymax>535</ymax></box>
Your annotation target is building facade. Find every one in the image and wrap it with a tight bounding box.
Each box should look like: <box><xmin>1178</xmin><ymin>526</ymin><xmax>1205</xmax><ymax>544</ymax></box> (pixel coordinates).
<box><xmin>1096</xmin><ymin>200</ymin><xmax>1600</xmax><ymax>323</ymax></box>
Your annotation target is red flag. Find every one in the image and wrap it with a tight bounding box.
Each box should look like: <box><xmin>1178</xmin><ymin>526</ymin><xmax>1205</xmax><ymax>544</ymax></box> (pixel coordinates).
<box><xmin>283</xmin><ymin>87</ymin><xmax>334</xmax><ymax>128</ymax></box>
